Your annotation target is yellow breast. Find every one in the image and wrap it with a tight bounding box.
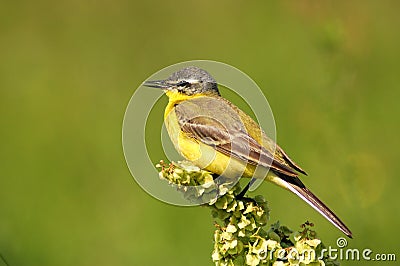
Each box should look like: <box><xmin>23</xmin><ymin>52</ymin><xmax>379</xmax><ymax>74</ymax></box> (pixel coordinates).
<box><xmin>163</xmin><ymin>91</ymin><xmax>261</xmax><ymax>180</ymax></box>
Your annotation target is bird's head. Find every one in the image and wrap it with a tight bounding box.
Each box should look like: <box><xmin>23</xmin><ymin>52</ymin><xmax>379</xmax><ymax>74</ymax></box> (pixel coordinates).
<box><xmin>143</xmin><ymin>66</ymin><xmax>220</xmax><ymax>96</ymax></box>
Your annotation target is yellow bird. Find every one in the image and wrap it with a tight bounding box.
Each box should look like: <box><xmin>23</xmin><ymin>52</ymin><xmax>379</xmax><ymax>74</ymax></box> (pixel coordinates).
<box><xmin>144</xmin><ymin>66</ymin><xmax>352</xmax><ymax>238</ymax></box>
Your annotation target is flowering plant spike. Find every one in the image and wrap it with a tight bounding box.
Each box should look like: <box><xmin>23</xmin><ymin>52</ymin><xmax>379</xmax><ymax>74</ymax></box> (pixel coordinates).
<box><xmin>157</xmin><ymin>160</ymin><xmax>339</xmax><ymax>266</ymax></box>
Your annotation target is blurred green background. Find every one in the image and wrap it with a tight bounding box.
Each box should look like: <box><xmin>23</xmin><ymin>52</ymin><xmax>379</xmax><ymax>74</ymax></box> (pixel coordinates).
<box><xmin>1</xmin><ymin>1</ymin><xmax>399</xmax><ymax>265</ymax></box>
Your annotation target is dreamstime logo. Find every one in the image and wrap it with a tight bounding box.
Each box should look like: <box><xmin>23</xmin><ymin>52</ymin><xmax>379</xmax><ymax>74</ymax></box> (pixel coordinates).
<box><xmin>319</xmin><ymin>237</ymin><xmax>396</xmax><ymax>262</ymax></box>
<box><xmin>336</xmin><ymin>237</ymin><xmax>348</xmax><ymax>248</ymax></box>
<box><xmin>256</xmin><ymin>237</ymin><xmax>396</xmax><ymax>263</ymax></box>
<box><xmin>122</xmin><ymin>60</ymin><xmax>276</xmax><ymax>206</ymax></box>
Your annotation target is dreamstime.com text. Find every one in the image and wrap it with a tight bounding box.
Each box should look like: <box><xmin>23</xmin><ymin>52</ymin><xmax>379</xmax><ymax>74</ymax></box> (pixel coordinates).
<box><xmin>258</xmin><ymin>237</ymin><xmax>396</xmax><ymax>262</ymax></box>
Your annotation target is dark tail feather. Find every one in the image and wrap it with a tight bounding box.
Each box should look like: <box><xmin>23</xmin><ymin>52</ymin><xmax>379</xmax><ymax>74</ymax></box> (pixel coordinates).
<box><xmin>287</xmin><ymin>183</ymin><xmax>353</xmax><ymax>238</ymax></box>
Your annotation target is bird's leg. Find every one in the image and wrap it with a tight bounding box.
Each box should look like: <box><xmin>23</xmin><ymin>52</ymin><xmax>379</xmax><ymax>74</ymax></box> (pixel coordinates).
<box><xmin>237</xmin><ymin>178</ymin><xmax>257</xmax><ymax>199</ymax></box>
<box><xmin>212</xmin><ymin>173</ymin><xmax>221</xmax><ymax>198</ymax></box>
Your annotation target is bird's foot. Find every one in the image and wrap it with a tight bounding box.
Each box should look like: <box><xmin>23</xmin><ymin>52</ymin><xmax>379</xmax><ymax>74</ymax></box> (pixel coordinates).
<box><xmin>237</xmin><ymin>178</ymin><xmax>256</xmax><ymax>199</ymax></box>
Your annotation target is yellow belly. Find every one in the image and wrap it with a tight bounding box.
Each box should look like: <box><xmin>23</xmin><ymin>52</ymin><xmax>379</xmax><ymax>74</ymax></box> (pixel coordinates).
<box><xmin>164</xmin><ymin>108</ymin><xmax>269</xmax><ymax>180</ymax></box>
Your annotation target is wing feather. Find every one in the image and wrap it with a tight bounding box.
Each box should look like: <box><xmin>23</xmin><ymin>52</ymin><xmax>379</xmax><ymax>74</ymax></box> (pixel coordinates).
<box><xmin>174</xmin><ymin>97</ymin><xmax>303</xmax><ymax>177</ymax></box>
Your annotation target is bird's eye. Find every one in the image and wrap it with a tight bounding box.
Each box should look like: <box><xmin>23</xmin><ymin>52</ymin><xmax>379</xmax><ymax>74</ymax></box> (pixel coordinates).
<box><xmin>176</xmin><ymin>81</ymin><xmax>190</xmax><ymax>87</ymax></box>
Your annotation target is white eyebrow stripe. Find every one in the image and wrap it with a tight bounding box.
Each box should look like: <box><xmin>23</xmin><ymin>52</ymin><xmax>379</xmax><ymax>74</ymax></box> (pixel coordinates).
<box><xmin>183</xmin><ymin>79</ymin><xmax>200</xmax><ymax>83</ymax></box>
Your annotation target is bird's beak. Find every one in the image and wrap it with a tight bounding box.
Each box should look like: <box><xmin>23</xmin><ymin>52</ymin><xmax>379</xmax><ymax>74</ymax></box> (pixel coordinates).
<box><xmin>142</xmin><ymin>80</ymin><xmax>171</xmax><ymax>89</ymax></box>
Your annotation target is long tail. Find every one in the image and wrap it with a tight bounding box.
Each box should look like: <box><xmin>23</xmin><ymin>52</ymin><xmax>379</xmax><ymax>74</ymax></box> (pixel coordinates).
<box><xmin>273</xmin><ymin>175</ymin><xmax>352</xmax><ymax>238</ymax></box>
<box><xmin>287</xmin><ymin>182</ymin><xmax>352</xmax><ymax>238</ymax></box>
